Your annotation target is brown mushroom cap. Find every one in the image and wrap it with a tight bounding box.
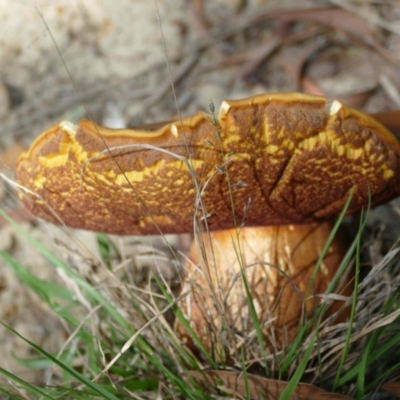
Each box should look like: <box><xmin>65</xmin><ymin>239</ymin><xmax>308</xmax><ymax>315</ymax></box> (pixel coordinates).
<box><xmin>16</xmin><ymin>92</ymin><xmax>400</xmax><ymax>234</ymax></box>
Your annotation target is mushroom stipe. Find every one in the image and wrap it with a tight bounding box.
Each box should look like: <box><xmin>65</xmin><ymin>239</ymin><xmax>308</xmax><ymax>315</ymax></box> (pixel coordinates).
<box><xmin>16</xmin><ymin>92</ymin><xmax>400</xmax><ymax>235</ymax></box>
<box><xmin>176</xmin><ymin>222</ymin><xmax>352</xmax><ymax>355</ymax></box>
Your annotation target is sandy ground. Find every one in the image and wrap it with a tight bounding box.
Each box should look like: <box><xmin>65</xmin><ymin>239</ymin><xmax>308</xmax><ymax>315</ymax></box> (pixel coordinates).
<box><xmin>0</xmin><ymin>0</ymin><xmax>400</xmax><ymax>390</ymax></box>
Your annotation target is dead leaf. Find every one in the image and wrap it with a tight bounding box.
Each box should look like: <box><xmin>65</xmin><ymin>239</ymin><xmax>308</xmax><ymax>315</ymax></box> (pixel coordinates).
<box><xmin>184</xmin><ymin>370</ymin><xmax>353</xmax><ymax>399</ymax></box>
<box><xmin>301</xmin><ymin>45</ymin><xmax>377</xmax><ymax>108</ymax></box>
<box><xmin>277</xmin><ymin>8</ymin><xmax>378</xmax><ymax>43</ymax></box>
<box><xmin>381</xmin><ymin>381</ymin><xmax>400</xmax><ymax>396</ymax></box>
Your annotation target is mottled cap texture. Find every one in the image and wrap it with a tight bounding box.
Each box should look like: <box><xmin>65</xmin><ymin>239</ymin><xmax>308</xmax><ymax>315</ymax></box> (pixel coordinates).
<box><xmin>16</xmin><ymin>92</ymin><xmax>400</xmax><ymax>235</ymax></box>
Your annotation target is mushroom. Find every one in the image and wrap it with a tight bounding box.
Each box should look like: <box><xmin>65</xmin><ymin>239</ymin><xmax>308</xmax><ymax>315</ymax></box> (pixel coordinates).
<box><xmin>15</xmin><ymin>92</ymin><xmax>400</xmax><ymax>353</ymax></box>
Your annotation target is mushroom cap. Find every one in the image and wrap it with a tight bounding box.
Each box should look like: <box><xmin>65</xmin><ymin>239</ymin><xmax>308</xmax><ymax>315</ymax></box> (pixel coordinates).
<box><xmin>16</xmin><ymin>92</ymin><xmax>400</xmax><ymax>235</ymax></box>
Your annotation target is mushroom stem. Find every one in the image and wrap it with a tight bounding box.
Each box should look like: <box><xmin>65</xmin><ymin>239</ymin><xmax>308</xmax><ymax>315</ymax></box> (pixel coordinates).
<box><xmin>176</xmin><ymin>222</ymin><xmax>351</xmax><ymax>358</ymax></box>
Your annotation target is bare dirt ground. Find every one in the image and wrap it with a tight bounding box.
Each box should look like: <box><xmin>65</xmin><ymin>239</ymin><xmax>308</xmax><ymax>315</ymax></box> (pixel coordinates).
<box><xmin>0</xmin><ymin>0</ymin><xmax>400</xmax><ymax>392</ymax></box>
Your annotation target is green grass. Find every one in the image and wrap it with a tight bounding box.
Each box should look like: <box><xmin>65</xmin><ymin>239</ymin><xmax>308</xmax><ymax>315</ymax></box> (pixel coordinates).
<box><xmin>0</xmin><ymin>202</ymin><xmax>400</xmax><ymax>399</ymax></box>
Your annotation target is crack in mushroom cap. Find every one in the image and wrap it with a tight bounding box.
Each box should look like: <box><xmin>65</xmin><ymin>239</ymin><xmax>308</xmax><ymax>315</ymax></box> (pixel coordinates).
<box><xmin>16</xmin><ymin>92</ymin><xmax>400</xmax><ymax>235</ymax></box>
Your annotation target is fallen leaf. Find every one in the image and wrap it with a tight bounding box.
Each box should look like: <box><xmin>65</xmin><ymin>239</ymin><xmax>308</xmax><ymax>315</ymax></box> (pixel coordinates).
<box><xmin>301</xmin><ymin>46</ymin><xmax>377</xmax><ymax>108</ymax></box>
<box><xmin>278</xmin><ymin>8</ymin><xmax>378</xmax><ymax>43</ymax></box>
<box><xmin>381</xmin><ymin>381</ymin><xmax>400</xmax><ymax>396</ymax></box>
<box><xmin>184</xmin><ymin>370</ymin><xmax>353</xmax><ymax>399</ymax></box>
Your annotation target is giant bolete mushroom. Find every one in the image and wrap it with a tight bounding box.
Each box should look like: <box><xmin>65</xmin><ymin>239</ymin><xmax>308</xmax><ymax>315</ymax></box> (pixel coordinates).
<box><xmin>15</xmin><ymin>93</ymin><xmax>400</xmax><ymax>354</ymax></box>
